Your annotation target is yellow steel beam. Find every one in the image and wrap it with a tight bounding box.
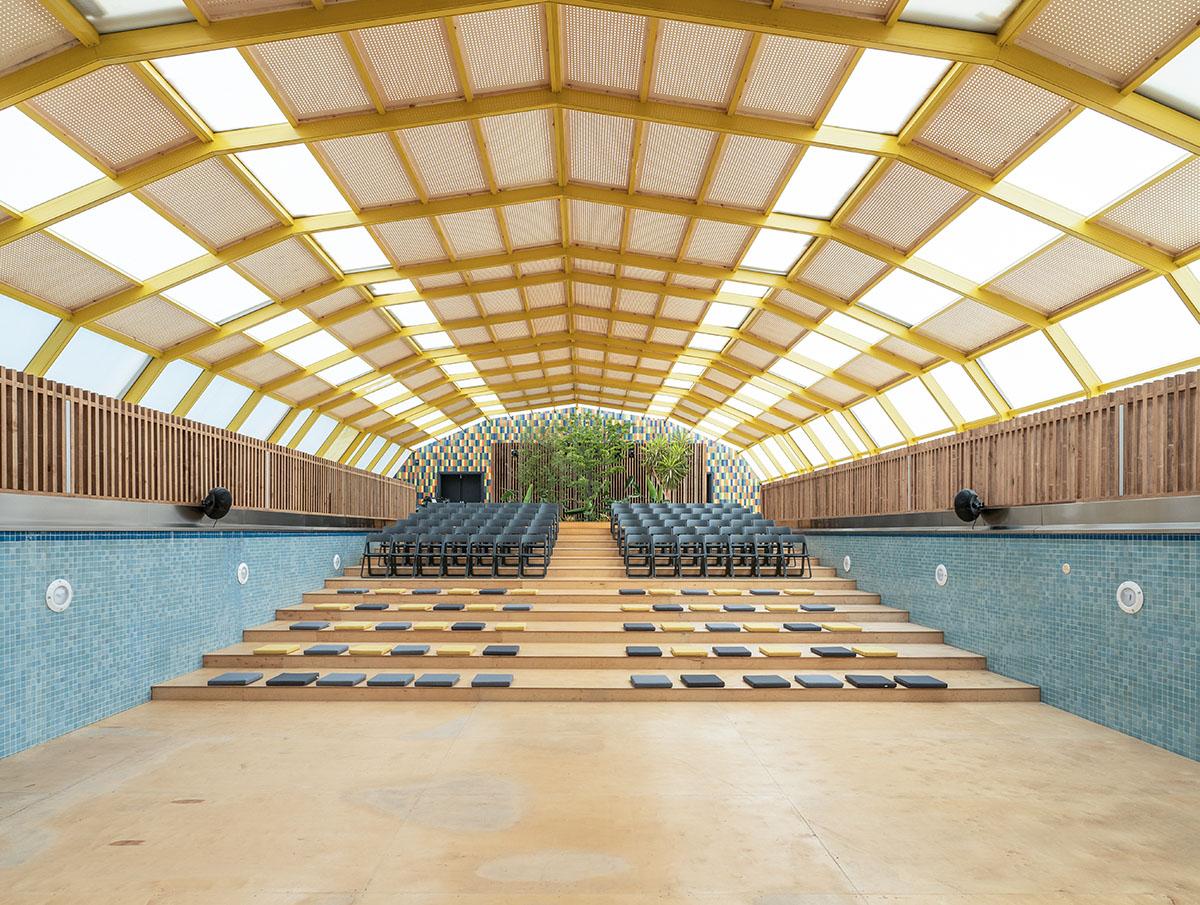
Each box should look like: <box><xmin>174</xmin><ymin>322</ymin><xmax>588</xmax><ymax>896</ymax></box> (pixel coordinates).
<box><xmin>37</xmin><ymin>0</ymin><xmax>100</xmax><ymax>47</ymax></box>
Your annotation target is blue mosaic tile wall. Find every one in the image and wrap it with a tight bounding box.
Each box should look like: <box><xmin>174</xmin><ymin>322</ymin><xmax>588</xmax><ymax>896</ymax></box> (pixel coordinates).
<box><xmin>804</xmin><ymin>531</ymin><xmax>1199</xmax><ymax>760</ymax></box>
<box><xmin>0</xmin><ymin>529</ymin><xmax>368</xmax><ymax>759</ymax></box>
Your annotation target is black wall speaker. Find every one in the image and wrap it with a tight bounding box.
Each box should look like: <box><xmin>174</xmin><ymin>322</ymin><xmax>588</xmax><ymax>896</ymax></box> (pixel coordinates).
<box><xmin>953</xmin><ymin>488</ymin><xmax>985</xmax><ymax>523</ymax></box>
<box><xmin>200</xmin><ymin>487</ymin><xmax>233</xmax><ymax>521</ymax></box>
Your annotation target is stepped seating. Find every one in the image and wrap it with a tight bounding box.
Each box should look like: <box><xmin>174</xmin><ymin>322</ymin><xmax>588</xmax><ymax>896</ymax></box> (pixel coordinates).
<box><xmin>154</xmin><ymin>521</ymin><xmax>1039</xmax><ymax>703</ymax></box>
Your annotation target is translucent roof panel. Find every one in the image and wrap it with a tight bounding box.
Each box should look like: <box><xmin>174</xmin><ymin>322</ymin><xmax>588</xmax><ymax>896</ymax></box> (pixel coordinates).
<box><xmin>1137</xmin><ymin>37</ymin><xmax>1200</xmax><ymax>119</ymax></box>
<box><xmin>278</xmin><ymin>409</ymin><xmax>311</xmax><ymax>446</ymax></box>
<box><xmin>850</xmin><ymin>397</ymin><xmax>904</xmax><ymax>448</ymax></box>
<box><xmin>44</xmin><ymin>329</ymin><xmax>150</xmax><ymax>398</ymax></box>
<box><xmin>0</xmin><ymin>108</ymin><xmax>104</xmax><ymax>211</ymax></box>
<box><xmin>386</xmin><ymin>395</ymin><xmax>422</xmax><ymax>415</ymax></box>
<box><xmin>792</xmin><ymin>332</ymin><xmax>858</xmax><ymax>370</ymax></box>
<box><xmin>768</xmin><ymin>357</ymin><xmax>821</xmax><ymax>388</ymax></box>
<box><xmin>245</xmin><ymin>310</ymin><xmax>312</xmax><ymax>343</ymax></box>
<box><xmin>413</xmin><ymin>330</ymin><xmax>453</xmax><ymax>351</ymax></box>
<box><xmin>741</xmin><ymin>229</ymin><xmax>812</xmax><ymax>274</ymax></box>
<box><xmin>829</xmin><ymin>411</ymin><xmax>864</xmax><ymax>453</ymax></box>
<box><xmin>295</xmin><ymin>414</ymin><xmax>338</xmax><ymax>454</ymax></box>
<box><xmin>0</xmin><ymin>295</ymin><xmax>59</xmax><ymax>370</ymax></box>
<box><xmin>1060</xmin><ymin>279</ymin><xmax>1200</xmax><ymax>384</ymax></box>
<box><xmin>702</xmin><ymin>302</ymin><xmax>752</xmax><ymax>328</ymax></box>
<box><xmin>762</xmin><ymin>435</ymin><xmax>800</xmax><ymax>473</ymax></box>
<box><xmin>187</xmin><ymin>375</ymin><xmax>253</xmax><ymax>428</ymax></box>
<box><xmin>808</xmin><ymin>416</ymin><xmax>851</xmax><ymax>461</ymax></box>
<box><xmin>152</xmin><ymin>49</ymin><xmax>287</xmax><ymax>131</ymax></box>
<box><xmin>316</xmin><ymin>356</ymin><xmax>372</xmax><ymax>385</ymax></box>
<box><xmin>741</xmin><ymin>445</ymin><xmax>771</xmax><ymax>481</ymax></box>
<box><xmin>823</xmin><ymin>312</ymin><xmax>886</xmax><ymax>345</ymax></box>
<box><xmin>277</xmin><ymin>329</ymin><xmax>349</xmax><ymax>367</ymax></box>
<box><xmin>369</xmin><ymin>279</ymin><xmax>416</xmax><ymax>296</ymax></box>
<box><xmin>139</xmin><ymin>359</ymin><xmax>202</xmax><ymax>413</ymax></box>
<box><xmin>81</xmin><ymin>0</ymin><xmax>194</xmax><ymax>34</ymax></box>
<box><xmin>914</xmin><ymin>199</ymin><xmax>1061</xmax><ymax>284</ymax></box>
<box><xmin>1003</xmin><ymin>110</ymin><xmax>1189</xmax><ymax>215</ymax></box>
<box><xmin>235</xmin><ymin>145</ymin><xmax>351</xmax><ymax>217</ymax></box>
<box><xmin>165</xmin><ymin>267</ymin><xmax>271</xmax><ymax>324</ymax></box>
<box><xmin>389</xmin><ymin>301</ymin><xmax>439</xmax><ymax>327</ymax></box>
<box><xmin>979</xmin><ymin>332</ymin><xmax>1081</xmax><ymax>410</ymax></box>
<box><xmin>883</xmin><ymin>379</ymin><xmax>952</xmax><ymax>436</ymax></box>
<box><xmin>927</xmin><ymin>363</ymin><xmax>995</xmax><ymax>423</ymax></box>
<box><xmin>823</xmin><ymin>50</ymin><xmax>951</xmax><ymax>135</ymax></box>
<box><xmin>773</xmin><ymin>148</ymin><xmax>876</xmax><ymax>219</ymax></box>
<box><xmin>718</xmin><ymin>282</ymin><xmax>769</xmax><ymax>300</ymax></box>
<box><xmin>858</xmin><ymin>269</ymin><xmax>958</xmax><ymax>326</ymax></box>
<box><xmin>370</xmin><ymin>442</ymin><xmax>398</xmax><ymax>473</ymax></box>
<box><xmin>899</xmin><ymin>0</ymin><xmax>1022</xmax><ymax>31</ymax></box>
<box><xmin>686</xmin><ymin>332</ymin><xmax>728</xmax><ymax>353</ymax></box>
<box><xmin>789</xmin><ymin>425</ymin><xmax>825</xmax><ymax>467</ymax></box>
<box><xmin>313</xmin><ymin>227</ymin><xmax>390</xmax><ymax>273</ymax></box>
<box><xmin>50</xmin><ymin>195</ymin><xmax>205</xmax><ymax>281</ymax></box>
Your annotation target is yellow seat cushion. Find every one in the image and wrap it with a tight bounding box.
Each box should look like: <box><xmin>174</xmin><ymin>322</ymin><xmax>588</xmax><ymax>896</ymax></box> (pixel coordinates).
<box><xmin>391</xmin><ymin>588</ymin><xmax>411</xmax><ymax>595</ymax></box>
<box><xmin>448</xmin><ymin>588</ymin><xmax>478</xmax><ymax>595</ymax></box>
<box><xmin>348</xmin><ymin>644</ymin><xmax>393</xmax><ymax>656</ymax></box>
<box><xmin>821</xmin><ymin>623</ymin><xmax>863</xmax><ymax>632</ymax></box>
<box><xmin>687</xmin><ymin>603</ymin><xmax>721</xmax><ymax>612</ymax></box>
<box><xmin>313</xmin><ymin>602</ymin><xmax>351</xmax><ymax>611</ymax></box>
<box><xmin>412</xmin><ymin>622</ymin><xmax>450</xmax><ymax>631</ymax></box>
<box><xmin>331</xmin><ymin>621</ymin><xmax>374</xmax><ymax>631</ymax></box>
<box><xmin>759</xmin><ymin>645</ymin><xmax>806</xmax><ymax>657</ymax></box>
<box><xmin>659</xmin><ymin>623</ymin><xmax>695</xmax><ymax>632</ymax></box>
<box><xmin>436</xmin><ymin>645</ymin><xmax>474</xmax><ymax>656</ymax></box>
<box><xmin>852</xmin><ymin>646</ymin><xmax>898</xmax><ymax>657</ymax></box>
<box><xmin>466</xmin><ymin>603</ymin><xmax>499</xmax><ymax>612</ymax></box>
<box><xmin>783</xmin><ymin>588</ymin><xmax>815</xmax><ymax>596</ymax></box>
<box><xmin>712</xmin><ymin>588</ymin><xmax>745</xmax><ymax>596</ymax></box>
<box><xmin>498</xmin><ymin>623</ymin><xmax>526</xmax><ymax>631</ymax></box>
<box><xmin>395</xmin><ymin>603</ymin><xmax>433</xmax><ymax>612</ymax></box>
<box><xmin>670</xmin><ymin>646</ymin><xmax>709</xmax><ymax>658</ymax></box>
<box><xmin>523</xmin><ymin>588</ymin><xmax>542</xmax><ymax>596</ymax></box>
<box><xmin>765</xmin><ymin>604</ymin><xmax>799</xmax><ymax>613</ymax></box>
<box><xmin>649</xmin><ymin>588</ymin><xmax>678</xmax><ymax>596</ymax></box>
<box><xmin>742</xmin><ymin>623</ymin><xmax>780</xmax><ymax>633</ymax></box>
<box><xmin>621</xmin><ymin>603</ymin><xmax>652</xmax><ymax>612</ymax></box>
<box><xmin>253</xmin><ymin>643</ymin><xmax>300</xmax><ymax>655</ymax></box>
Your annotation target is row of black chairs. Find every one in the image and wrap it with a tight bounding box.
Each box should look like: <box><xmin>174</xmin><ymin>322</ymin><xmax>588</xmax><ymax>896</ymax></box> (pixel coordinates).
<box><xmin>362</xmin><ymin>502</ymin><xmax>559</xmax><ymax>578</ymax></box>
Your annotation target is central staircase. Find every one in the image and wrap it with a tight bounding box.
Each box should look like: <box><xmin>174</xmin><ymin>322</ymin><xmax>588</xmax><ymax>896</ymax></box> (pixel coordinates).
<box><xmin>154</xmin><ymin>522</ymin><xmax>1038</xmax><ymax>701</ymax></box>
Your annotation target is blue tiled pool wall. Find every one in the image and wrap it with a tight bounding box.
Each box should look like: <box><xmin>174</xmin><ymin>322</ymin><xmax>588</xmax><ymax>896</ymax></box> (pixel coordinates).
<box><xmin>804</xmin><ymin>531</ymin><xmax>1199</xmax><ymax>760</ymax></box>
<box><xmin>0</xmin><ymin>530</ymin><xmax>368</xmax><ymax>759</ymax></box>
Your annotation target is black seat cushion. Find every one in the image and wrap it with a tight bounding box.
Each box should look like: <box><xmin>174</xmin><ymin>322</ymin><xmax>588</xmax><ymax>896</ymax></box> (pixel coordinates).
<box><xmin>415</xmin><ymin>673</ymin><xmax>460</xmax><ymax>687</ymax></box>
<box><xmin>373</xmin><ymin>622</ymin><xmax>412</xmax><ymax>631</ymax></box>
<box><xmin>303</xmin><ymin>644</ymin><xmax>348</xmax><ymax>656</ymax></box>
<box><xmin>795</xmin><ymin>674</ymin><xmax>844</xmax><ymax>688</ymax></box>
<box><xmin>680</xmin><ymin>673</ymin><xmax>725</xmax><ymax>688</ymax></box>
<box><xmin>289</xmin><ymin>621</ymin><xmax>331</xmax><ymax>631</ymax></box>
<box><xmin>626</xmin><ymin>645</ymin><xmax>663</xmax><ymax>657</ymax></box>
<box><xmin>894</xmin><ymin>674</ymin><xmax>948</xmax><ymax>689</ymax></box>
<box><xmin>812</xmin><ymin>646</ymin><xmax>855</xmax><ymax>657</ymax></box>
<box><xmin>482</xmin><ymin>644</ymin><xmax>520</xmax><ymax>656</ymax></box>
<box><xmin>713</xmin><ymin>645</ymin><xmax>752</xmax><ymax>657</ymax></box>
<box><xmin>265</xmin><ymin>672</ymin><xmax>319</xmax><ymax>687</ymax></box>
<box><xmin>743</xmin><ymin>674</ymin><xmax>790</xmax><ymax>689</ymax></box>
<box><xmin>800</xmin><ymin>604</ymin><xmax>835</xmax><ymax>612</ymax></box>
<box><xmin>336</xmin><ymin>588</ymin><xmax>370</xmax><ymax>595</ymax></box>
<box><xmin>783</xmin><ymin>622</ymin><xmax>822</xmax><ymax>632</ymax></box>
<box><xmin>316</xmin><ymin>672</ymin><xmax>366</xmax><ymax>687</ymax></box>
<box><xmin>479</xmin><ymin>588</ymin><xmax>508</xmax><ymax>595</ymax></box>
<box><xmin>705</xmin><ymin>622</ymin><xmax>741</xmax><ymax>632</ymax></box>
<box><xmin>391</xmin><ymin>644</ymin><xmax>431</xmax><ymax>655</ymax></box>
<box><xmin>354</xmin><ymin>602</ymin><xmax>389</xmax><ymax>610</ymax></box>
<box><xmin>207</xmin><ymin>672</ymin><xmax>262</xmax><ymax>687</ymax></box>
<box><xmin>723</xmin><ymin>604</ymin><xmax>754</xmax><ymax>612</ymax></box>
<box><xmin>652</xmin><ymin>603</ymin><xmax>684</xmax><ymax>612</ymax></box>
<box><xmin>502</xmin><ymin>603</ymin><xmax>532</xmax><ymax>611</ymax></box>
<box><xmin>749</xmin><ymin>589</ymin><xmax>781</xmax><ymax>596</ymax></box>
<box><xmin>471</xmin><ymin>673</ymin><xmax>513</xmax><ymax>688</ymax></box>
<box><xmin>433</xmin><ymin>603</ymin><xmax>465</xmax><ymax>611</ymax></box>
<box><xmin>630</xmin><ymin>674</ymin><xmax>672</xmax><ymax>689</ymax></box>
<box><xmin>681</xmin><ymin>589</ymin><xmax>709</xmax><ymax>596</ymax></box>
<box><xmin>619</xmin><ymin>588</ymin><xmax>647</xmax><ymax>595</ymax></box>
<box><xmin>623</xmin><ymin>622</ymin><xmax>655</xmax><ymax>632</ymax></box>
<box><xmin>451</xmin><ymin>622</ymin><xmax>486</xmax><ymax>631</ymax></box>
<box><xmin>366</xmin><ymin>673</ymin><xmax>414</xmax><ymax>687</ymax></box>
<box><xmin>411</xmin><ymin>589</ymin><xmax>442</xmax><ymax>595</ymax></box>
<box><xmin>846</xmin><ymin>674</ymin><xmax>897</xmax><ymax>689</ymax></box>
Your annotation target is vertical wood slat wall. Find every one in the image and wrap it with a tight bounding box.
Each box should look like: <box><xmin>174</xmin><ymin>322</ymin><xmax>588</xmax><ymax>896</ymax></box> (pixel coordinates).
<box><xmin>0</xmin><ymin>368</ymin><xmax>417</xmax><ymax>521</ymax></box>
<box><xmin>762</xmin><ymin>371</ymin><xmax>1200</xmax><ymax>523</ymax></box>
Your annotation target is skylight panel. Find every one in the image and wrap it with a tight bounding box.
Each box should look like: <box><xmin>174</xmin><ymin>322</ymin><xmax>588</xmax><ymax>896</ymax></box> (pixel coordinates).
<box><xmin>792</xmin><ymin>332</ymin><xmax>857</xmax><ymax>370</ymax></box>
<box><xmin>277</xmin><ymin>329</ymin><xmax>348</xmax><ymax>367</ymax></box>
<box><xmin>883</xmin><ymin>379</ymin><xmax>952</xmax><ymax>436</ymax></box>
<box><xmin>752</xmin><ymin>440</ymin><xmax>785</xmax><ymax>476</ymax></box>
<box><xmin>789</xmin><ymin>426</ymin><xmax>825</xmax><ymax>467</ymax></box>
<box><xmin>296</xmin><ymin>414</ymin><xmax>337</xmax><ymax>454</ymax></box>
<box><xmin>773</xmin><ymin>148</ymin><xmax>876</xmax><ymax>218</ymax></box>
<box><xmin>822</xmin><ymin>312</ymin><xmax>886</xmax><ymax>345</ymax></box>
<box><xmin>456</xmin><ymin>377</ymin><xmax>485</xmax><ymax>388</ymax></box>
<box><xmin>899</xmin><ymin>0</ymin><xmax>1022</xmax><ymax>32</ymax></box>
<box><xmin>664</xmin><ymin>377</ymin><xmax>695</xmax><ymax>389</ymax></box>
<box><xmin>1137</xmin><ymin>37</ymin><xmax>1200</xmax><ymax>119</ymax></box>
<box><xmin>0</xmin><ymin>109</ymin><xmax>104</xmax><ymax>211</ymax></box>
<box><xmin>313</xmin><ymin>227</ymin><xmax>390</xmax><ymax>273</ymax></box>
<box><xmin>718</xmin><ymin>281</ymin><xmax>768</xmax><ymax>300</ymax></box>
<box><xmin>388</xmin><ymin>301</ymin><xmax>439</xmax><ymax>327</ymax></box>
<box><xmin>187</xmin><ymin>375</ymin><xmax>253</xmax><ymax>428</ymax></box>
<box><xmin>369</xmin><ymin>279</ymin><xmax>416</xmax><ymax>296</ymax></box>
<box><xmin>915</xmin><ymin>199</ymin><xmax>1060</xmax><ymax>284</ymax></box>
<box><xmin>44</xmin><ymin>329</ymin><xmax>149</xmax><ymax>398</ymax></box>
<box><xmin>370</xmin><ymin>443</ymin><xmax>398</xmax><ymax>473</ymax></box>
<box><xmin>278</xmin><ymin>409</ymin><xmax>311</xmax><ymax>446</ymax></box>
<box><xmin>687</xmin><ymin>333</ymin><xmax>729</xmax><ymax>353</ymax></box>
<box><xmin>387</xmin><ymin>396</ymin><xmax>422</xmax><ymax>415</ymax></box>
<box><xmin>808</xmin><ymin>416</ymin><xmax>851</xmax><ymax>461</ymax></box>
<box><xmin>726</xmin><ymin>396</ymin><xmax>763</xmax><ymax>417</ymax></box>
<box><xmin>139</xmin><ymin>359</ymin><xmax>202</xmax><ymax>413</ymax></box>
<box><xmin>165</xmin><ymin>266</ymin><xmax>270</xmax><ymax>324</ymax></box>
<box><xmin>1060</xmin><ymin>278</ymin><xmax>1200</xmax><ymax>384</ymax></box>
<box><xmin>80</xmin><ymin>0</ymin><xmax>193</xmax><ymax>33</ymax></box>
<box><xmin>411</xmin><ymin>410</ymin><xmax>445</xmax><ymax>429</ymax></box>
<box><xmin>245</xmin><ymin>310</ymin><xmax>311</xmax><ymax>343</ymax></box>
<box><xmin>236</xmin><ymin>145</ymin><xmax>350</xmax><ymax>216</ymax></box>
<box><xmin>927</xmin><ymin>363</ymin><xmax>994</xmax><ymax>423</ymax></box>
<box><xmin>829</xmin><ymin>411</ymin><xmax>865</xmax><ymax>453</ymax></box>
<box><xmin>364</xmin><ymin>384</ymin><xmax>405</xmax><ymax>407</ymax></box>
<box><xmin>767</xmin><ymin>357</ymin><xmax>821</xmax><ymax>388</ymax></box>
<box><xmin>823</xmin><ymin>49</ymin><xmax>951</xmax><ymax>134</ymax></box>
<box><xmin>703</xmin><ymin>302</ymin><xmax>752</xmax><ymax>328</ymax></box>
<box><xmin>238</xmin><ymin>395</ymin><xmax>289</xmax><ymax>440</ymax></box>
<box><xmin>1003</xmin><ymin>110</ymin><xmax>1188</xmax><ymax>215</ymax></box>
<box><xmin>850</xmin><ymin>397</ymin><xmax>904</xmax><ymax>447</ymax></box>
<box><xmin>857</xmin><ymin>269</ymin><xmax>958</xmax><ymax>326</ymax></box>
<box><xmin>50</xmin><ymin>195</ymin><xmax>205</xmax><ymax>281</ymax></box>
<box><xmin>152</xmin><ymin>49</ymin><xmax>286</xmax><ymax>131</ymax></box>
<box><xmin>0</xmin><ymin>295</ymin><xmax>59</xmax><ymax>370</ymax></box>
<box><xmin>742</xmin><ymin>446</ymin><xmax>771</xmax><ymax>481</ymax></box>
<box><xmin>741</xmin><ymin>230</ymin><xmax>812</xmax><ymax>274</ymax></box>
<box><xmin>317</xmin><ymin>356</ymin><xmax>372</xmax><ymax>385</ymax></box>
<box><xmin>736</xmin><ymin>383</ymin><xmax>783</xmax><ymax>409</ymax></box>
<box><xmin>979</xmin><ymin>332</ymin><xmax>1081</xmax><ymax>409</ymax></box>
<box><xmin>413</xmin><ymin>330</ymin><xmax>453</xmax><ymax>351</ymax></box>
<box><xmin>762</xmin><ymin>435</ymin><xmax>801</xmax><ymax>471</ymax></box>
<box><xmin>670</xmin><ymin>362</ymin><xmax>704</xmax><ymax>377</ymax></box>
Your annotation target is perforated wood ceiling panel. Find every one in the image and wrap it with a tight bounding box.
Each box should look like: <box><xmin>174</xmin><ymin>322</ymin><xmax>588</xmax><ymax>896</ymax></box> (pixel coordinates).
<box><xmin>314</xmin><ymin>133</ymin><xmax>419</xmax><ymax>209</ymax></box>
<box><xmin>987</xmin><ymin>237</ymin><xmax>1145</xmax><ymax>315</ymax></box>
<box><xmin>372</xmin><ymin>219</ymin><xmax>448</xmax><ymax>265</ymax></box>
<box><xmin>191</xmin><ymin>0</ymin><xmax>306</xmax><ymax>23</ymax></box>
<box><xmin>1</xmin><ymin>0</ymin><xmax>75</xmax><ymax>76</ymax></box>
<box><xmin>355</xmin><ymin>20</ymin><xmax>460</xmax><ymax>107</ymax></box>
<box><xmin>234</xmin><ymin>238</ymin><xmax>332</xmax><ymax>299</ymax></box>
<box><xmin>738</xmin><ymin>35</ymin><xmax>856</xmax><ymax>122</ymax></box>
<box><xmin>562</xmin><ymin>5</ymin><xmax>645</xmax><ymax>96</ymax></box>
<box><xmin>481</xmin><ymin>109</ymin><xmax>556</xmax><ymax>188</ymax></box>
<box><xmin>504</xmin><ymin>200</ymin><xmax>561</xmax><ymax>248</ymax></box>
<box><xmin>96</xmin><ymin>297</ymin><xmax>210</xmax><ymax>352</ymax></box>
<box><xmin>400</xmin><ymin>121</ymin><xmax>487</xmax><ymax>197</ymax></box>
<box><xmin>139</xmin><ymin>159</ymin><xmax>282</xmax><ymax>250</ymax></box>
<box><xmin>248</xmin><ymin>34</ymin><xmax>374</xmax><ymax>120</ymax></box>
<box><xmin>797</xmin><ymin>240</ymin><xmax>889</xmax><ymax>301</ymax></box>
<box><xmin>454</xmin><ymin>4</ymin><xmax>548</xmax><ymax>93</ymax></box>
<box><xmin>651</xmin><ymin>20</ymin><xmax>748</xmax><ymax>108</ymax></box>
<box><xmin>568</xmin><ymin>111</ymin><xmax>634</xmax><ymax>187</ymax></box>
<box><xmin>0</xmin><ymin>233</ymin><xmax>133</xmax><ymax>311</ymax></box>
<box><xmin>627</xmin><ymin>209</ymin><xmax>688</xmax><ymax>257</ymax></box>
<box><xmin>843</xmin><ymin>162</ymin><xmax>972</xmax><ymax>253</ymax></box>
<box><xmin>916</xmin><ymin>299</ymin><xmax>1024</xmax><ymax>353</ymax></box>
<box><xmin>706</xmin><ymin>135</ymin><xmax>798</xmax><ymax>210</ymax></box>
<box><xmin>1097</xmin><ymin>158</ymin><xmax>1200</xmax><ymax>256</ymax></box>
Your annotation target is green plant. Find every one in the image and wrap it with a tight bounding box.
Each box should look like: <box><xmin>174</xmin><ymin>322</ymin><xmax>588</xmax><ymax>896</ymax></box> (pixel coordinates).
<box><xmin>642</xmin><ymin>431</ymin><xmax>694</xmax><ymax>501</ymax></box>
<box><xmin>514</xmin><ymin>411</ymin><xmax>631</xmax><ymax>519</ymax></box>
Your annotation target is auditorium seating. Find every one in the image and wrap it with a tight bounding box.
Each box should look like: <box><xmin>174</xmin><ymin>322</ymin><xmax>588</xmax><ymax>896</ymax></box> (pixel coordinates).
<box><xmin>362</xmin><ymin>502</ymin><xmax>559</xmax><ymax>578</ymax></box>
<box><xmin>610</xmin><ymin>502</ymin><xmax>810</xmax><ymax>578</ymax></box>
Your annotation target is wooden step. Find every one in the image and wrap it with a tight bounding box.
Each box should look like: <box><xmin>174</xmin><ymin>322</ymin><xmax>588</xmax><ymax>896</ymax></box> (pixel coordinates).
<box><xmin>299</xmin><ymin>590</ymin><xmax>886</xmax><ymax>608</ymax></box>
<box><xmin>154</xmin><ymin>667</ymin><xmax>1039</xmax><ymax>702</ymax></box>
<box><xmin>325</xmin><ymin>576</ymin><xmax>860</xmax><ymax>590</ymax></box>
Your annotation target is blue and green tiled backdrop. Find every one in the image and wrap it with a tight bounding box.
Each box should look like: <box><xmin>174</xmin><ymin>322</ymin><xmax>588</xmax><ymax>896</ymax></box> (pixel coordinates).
<box><xmin>0</xmin><ymin>529</ymin><xmax>368</xmax><ymax>759</ymax></box>
<box><xmin>804</xmin><ymin>531</ymin><xmax>1199</xmax><ymax>761</ymax></box>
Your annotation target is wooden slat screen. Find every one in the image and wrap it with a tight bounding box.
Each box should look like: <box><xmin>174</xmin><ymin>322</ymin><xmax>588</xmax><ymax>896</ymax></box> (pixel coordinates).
<box><xmin>0</xmin><ymin>368</ymin><xmax>416</xmax><ymax>522</ymax></box>
<box><xmin>762</xmin><ymin>371</ymin><xmax>1200</xmax><ymax>523</ymax></box>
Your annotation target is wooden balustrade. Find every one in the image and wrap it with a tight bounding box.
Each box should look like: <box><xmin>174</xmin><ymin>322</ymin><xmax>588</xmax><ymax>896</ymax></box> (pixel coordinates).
<box><xmin>762</xmin><ymin>370</ymin><xmax>1200</xmax><ymax>524</ymax></box>
<box><xmin>0</xmin><ymin>368</ymin><xmax>416</xmax><ymax>522</ymax></box>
